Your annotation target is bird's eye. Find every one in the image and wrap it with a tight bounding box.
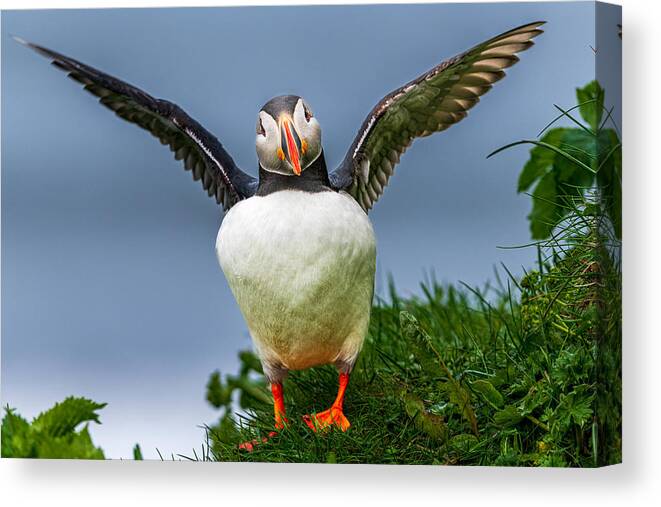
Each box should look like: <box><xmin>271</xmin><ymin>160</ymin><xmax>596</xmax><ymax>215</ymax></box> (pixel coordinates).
<box><xmin>257</xmin><ymin>118</ymin><xmax>266</xmax><ymax>136</ymax></box>
<box><xmin>304</xmin><ymin>105</ymin><xmax>313</xmax><ymax>122</ymax></box>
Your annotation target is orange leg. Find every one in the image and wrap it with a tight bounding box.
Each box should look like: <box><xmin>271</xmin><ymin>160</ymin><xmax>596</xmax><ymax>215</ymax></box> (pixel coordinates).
<box><xmin>303</xmin><ymin>372</ymin><xmax>351</xmax><ymax>432</ymax></box>
<box><xmin>238</xmin><ymin>382</ymin><xmax>288</xmax><ymax>451</ymax></box>
<box><xmin>271</xmin><ymin>382</ymin><xmax>288</xmax><ymax>430</ymax></box>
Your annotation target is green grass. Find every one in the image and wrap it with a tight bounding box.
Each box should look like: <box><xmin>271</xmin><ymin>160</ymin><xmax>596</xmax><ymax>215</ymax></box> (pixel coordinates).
<box><xmin>202</xmin><ymin>207</ymin><xmax>621</xmax><ymax>466</ymax></box>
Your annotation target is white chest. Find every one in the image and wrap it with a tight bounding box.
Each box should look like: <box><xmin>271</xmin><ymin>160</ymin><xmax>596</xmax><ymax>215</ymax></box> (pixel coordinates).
<box><xmin>215</xmin><ymin>189</ymin><xmax>376</xmax><ymax>372</ymax></box>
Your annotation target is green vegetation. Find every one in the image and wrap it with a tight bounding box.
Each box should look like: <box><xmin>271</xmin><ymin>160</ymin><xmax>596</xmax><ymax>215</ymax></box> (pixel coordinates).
<box><xmin>489</xmin><ymin>80</ymin><xmax>621</xmax><ymax>240</ymax></box>
<box><xmin>1</xmin><ymin>397</ymin><xmax>106</xmax><ymax>459</ymax></box>
<box><xmin>1</xmin><ymin>83</ymin><xmax>621</xmax><ymax>465</ymax></box>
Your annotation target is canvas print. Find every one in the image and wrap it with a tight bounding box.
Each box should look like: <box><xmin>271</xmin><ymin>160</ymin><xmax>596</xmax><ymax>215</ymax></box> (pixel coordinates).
<box><xmin>1</xmin><ymin>1</ymin><xmax>622</xmax><ymax>466</ymax></box>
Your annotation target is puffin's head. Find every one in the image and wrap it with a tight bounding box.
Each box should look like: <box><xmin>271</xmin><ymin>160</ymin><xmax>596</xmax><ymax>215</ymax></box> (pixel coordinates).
<box><xmin>256</xmin><ymin>95</ymin><xmax>322</xmax><ymax>176</ymax></box>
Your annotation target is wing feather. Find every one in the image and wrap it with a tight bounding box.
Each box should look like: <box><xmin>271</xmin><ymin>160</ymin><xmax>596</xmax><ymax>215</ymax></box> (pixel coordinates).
<box><xmin>329</xmin><ymin>21</ymin><xmax>544</xmax><ymax>211</ymax></box>
<box><xmin>15</xmin><ymin>37</ymin><xmax>257</xmax><ymax>210</ymax></box>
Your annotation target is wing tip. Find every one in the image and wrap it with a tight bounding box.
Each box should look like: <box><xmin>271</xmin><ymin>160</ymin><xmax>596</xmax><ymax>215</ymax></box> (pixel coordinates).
<box><xmin>525</xmin><ymin>20</ymin><xmax>547</xmax><ymax>29</ymax></box>
<box><xmin>12</xmin><ymin>34</ymin><xmax>43</xmax><ymax>52</ymax></box>
<box><xmin>506</xmin><ymin>20</ymin><xmax>547</xmax><ymax>38</ymax></box>
<box><xmin>11</xmin><ymin>34</ymin><xmax>56</xmax><ymax>60</ymax></box>
<box><xmin>526</xmin><ymin>20</ymin><xmax>547</xmax><ymax>36</ymax></box>
<box><xmin>11</xmin><ymin>34</ymin><xmax>29</xmax><ymax>46</ymax></box>
<box><xmin>488</xmin><ymin>21</ymin><xmax>545</xmax><ymax>52</ymax></box>
<box><xmin>11</xmin><ymin>34</ymin><xmax>42</xmax><ymax>53</ymax></box>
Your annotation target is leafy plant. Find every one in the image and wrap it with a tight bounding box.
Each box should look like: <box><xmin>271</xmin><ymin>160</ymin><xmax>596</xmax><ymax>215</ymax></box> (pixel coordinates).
<box><xmin>2</xmin><ymin>397</ymin><xmax>106</xmax><ymax>459</ymax></box>
<box><xmin>489</xmin><ymin>81</ymin><xmax>621</xmax><ymax>239</ymax></box>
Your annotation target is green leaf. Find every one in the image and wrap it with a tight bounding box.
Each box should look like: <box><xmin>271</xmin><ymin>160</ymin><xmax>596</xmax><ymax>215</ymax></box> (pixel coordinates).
<box><xmin>3</xmin><ymin>399</ymin><xmax>106</xmax><ymax>459</ymax></box>
<box><xmin>576</xmin><ymin>81</ymin><xmax>605</xmax><ymax>131</ymax></box>
<box><xmin>520</xmin><ymin>384</ymin><xmax>551</xmax><ymax>415</ymax></box>
<box><xmin>521</xmin><ymin>125</ymin><xmax>615</xmax><ymax>239</ymax></box>
<box><xmin>35</xmin><ymin>425</ymin><xmax>105</xmax><ymax>460</ymax></box>
<box><xmin>539</xmin><ymin>452</ymin><xmax>569</xmax><ymax>467</ymax></box>
<box><xmin>206</xmin><ymin>371</ymin><xmax>231</xmax><ymax>409</ymax></box>
<box><xmin>401</xmin><ymin>391</ymin><xmax>448</xmax><ymax>442</ymax></box>
<box><xmin>551</xmin><ymin>130</ymin><xmax>597</xmax><ymax>208</ymax></box>
<box><xmin>31</xmin><ymin>397</ymin><xmax>106</xmax><ymax>437</ymax></box>
<box><xmin>443</xmin><ymin>381</ymin><xmax>479</xmax><ymax>436</ymax></box>
<box><xmin>471</xmin><ymin>380</ymin><xmax>504</xmax><ymax>408</ymax></box>
<box><xmin>1</xmin><ymin>407</ymin><xmax>32</xmax><ymax>458</ymax></box>
<box><xmin>449</xmin><ymin>434</ymin><xmax>479</xmax><ymax>453</ymax></box>
<box><xmin>596</xmin><ymin>129</ymin><xmax>622</xmax><ymax>238</ymax></box>
<box><xmin>558</xmin><ymin>129</ymin><xmax>598</xmax><ymax>177</ymax></box>
<box><xmin>517</xmin><ymin>128</ymin><xmax>566</xmax><ymax>192</ymax></box>
<box><xmin>529</xmin><ymin>171</ymin><xmax>559</xmax><ymax>239</ymax></box>
<box><xmin>558</xmin><ymin>385</ymin><xmax>595</xmax><ymax>427</ymax></box>
<box><xmin>494</xmin><ymin>405</ymin><xmax>524</xmax><ymax>428</ymax></box>
<box><xmin>491</xmin><ymin>366</ymin><xmax>517</xmax><ymax>388</ymax></box>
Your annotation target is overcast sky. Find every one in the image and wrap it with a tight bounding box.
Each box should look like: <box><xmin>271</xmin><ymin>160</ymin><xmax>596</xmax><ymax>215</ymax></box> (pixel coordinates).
<box><xmin>1</xmin><ymin>2</ymin><xmax>620</xmax><ymax>459</ymax></box>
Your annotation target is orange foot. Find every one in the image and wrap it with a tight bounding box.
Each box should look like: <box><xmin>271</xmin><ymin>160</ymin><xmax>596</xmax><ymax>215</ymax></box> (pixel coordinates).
<box><xmin>303</xmin><ymin>408</ymin><xmax>351</xmax><ymax>432</ymax></box>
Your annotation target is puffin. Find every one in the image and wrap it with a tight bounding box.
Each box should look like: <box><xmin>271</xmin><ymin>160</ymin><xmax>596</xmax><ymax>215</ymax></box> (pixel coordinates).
<box><xmin>15</xmin><ymin>21</ymin><xmax>543</xmax><ymax>444</ymax></box>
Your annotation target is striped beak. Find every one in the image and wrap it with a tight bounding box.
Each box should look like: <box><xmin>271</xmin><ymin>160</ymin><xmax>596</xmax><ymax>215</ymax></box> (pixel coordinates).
<box><xmin>279</xmin><ymin>116</ymin><xmax>302</xmax><ymax>176</ymax></box>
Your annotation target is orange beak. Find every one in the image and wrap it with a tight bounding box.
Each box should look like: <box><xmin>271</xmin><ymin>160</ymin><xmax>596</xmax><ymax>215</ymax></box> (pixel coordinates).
<box><xmin>280</xmin><ymin>118</ymin><xmax>302</xmax><ymax>176</ymax></box>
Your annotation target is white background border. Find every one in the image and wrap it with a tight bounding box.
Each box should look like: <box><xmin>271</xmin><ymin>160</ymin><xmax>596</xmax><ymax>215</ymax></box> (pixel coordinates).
<box><xmin>3</xmin><ymin>0</ymin><xmax>659</xmax><ymax>505</ymax></box>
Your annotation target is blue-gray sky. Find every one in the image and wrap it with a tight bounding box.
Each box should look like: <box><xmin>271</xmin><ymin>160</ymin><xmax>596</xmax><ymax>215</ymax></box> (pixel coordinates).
<box><xmin>1</xmin><ymin>2</ymin><xmax>619</xmax><ymax>459</ymax></box>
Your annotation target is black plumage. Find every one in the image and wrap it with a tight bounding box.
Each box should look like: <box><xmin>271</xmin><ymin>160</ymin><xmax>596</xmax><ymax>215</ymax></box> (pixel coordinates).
<box><xmin>13</xmin><ymin>36</ymin><xmax>258</xmax><ymax>210</ymax></box>
<box><xmin>256</xmin><ymin>153</ymin><xmax>332</xmax><ymax>197</ymax></box>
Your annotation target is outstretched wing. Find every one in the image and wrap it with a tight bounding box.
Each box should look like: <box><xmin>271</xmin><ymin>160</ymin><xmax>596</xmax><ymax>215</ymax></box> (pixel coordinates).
<box><xmin>15</xmin><ymin>37</ymin><xmax>258</xmax><ymax>210</ymax></box>
<box><xmin>329</xmin><ymin>21</ymin><xmax>545</xmax><ymax>212</ymax></box>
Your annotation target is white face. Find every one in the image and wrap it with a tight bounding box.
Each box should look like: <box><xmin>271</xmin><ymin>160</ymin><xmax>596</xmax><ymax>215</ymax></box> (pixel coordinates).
<box><xmin>256</xmin><ymin>98</ymin><xmax>322</xmax><ymax>176</ymax></box>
